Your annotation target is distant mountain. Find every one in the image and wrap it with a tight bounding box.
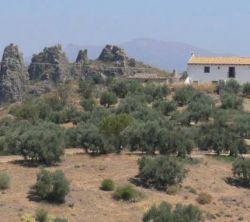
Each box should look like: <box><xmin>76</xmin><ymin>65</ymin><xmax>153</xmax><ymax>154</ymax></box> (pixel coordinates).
<box><xmin>64</xmin><ymin>38</ymin><xmax>231</xmax><ymax>71</ymax></box>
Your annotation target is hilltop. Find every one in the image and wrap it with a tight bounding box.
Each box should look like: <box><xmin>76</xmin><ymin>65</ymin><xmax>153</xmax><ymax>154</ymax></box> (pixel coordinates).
<box><xmin>65</xmin><ymin>38</ymin><xmax>232</xmax><ymax>71</ymax></box>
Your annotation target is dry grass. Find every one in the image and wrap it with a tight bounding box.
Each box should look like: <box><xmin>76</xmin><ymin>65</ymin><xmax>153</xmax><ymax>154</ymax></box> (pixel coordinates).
<box><xmin>192</xmin><ymin>83</ymin><xmax>216</xmax><ymax>94</ymax></box>
<box><xmin>1</xmin><ymin>153</ymin><xmax>250</xmax><ymax>222</ymax></box>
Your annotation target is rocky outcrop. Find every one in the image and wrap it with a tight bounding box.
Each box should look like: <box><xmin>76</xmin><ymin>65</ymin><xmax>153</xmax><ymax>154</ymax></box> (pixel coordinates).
<box><xmin>76</xmin><ymin>49</ymin><xmax>88</xmax><ymax>64</ymax></box>
<box><xmin>98</xmin><ymin>45</ymin><xmax>127</xmax><ymax>64</ymax></box>
<box><xmin>28</xmin><ymin>44</ymin><xmax>70</xmax><ymax>82</ymax></box>
<box><xmin>71</xmin><ymin>49</ymin><xmax>89</xmax><ymax>79</ymax></box>
<box><xmin>0</xmin><ymin>44</ymin><xmax>29</xmax><ymax>103</ymax></box>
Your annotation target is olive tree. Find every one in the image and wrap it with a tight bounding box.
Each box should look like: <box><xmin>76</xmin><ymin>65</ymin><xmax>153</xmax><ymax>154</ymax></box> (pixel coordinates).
<box><xmin>34</xmin><ymin>169</ymin><xmax>70</xmax><ymax>203</ymax></box>
<box><xmin>233</xmin><ymin>159</ymin><xmax>250</xmax><ymax>186</ymax></box>
<box><xmin>138</xmin><ymin>156</ymin><xmax>186</xmax><ymax>190</ymax></box>
<box><xmin>100</xmin><ymin>91</ymin><xmax>117</xmax><ymax>108</ymax></box>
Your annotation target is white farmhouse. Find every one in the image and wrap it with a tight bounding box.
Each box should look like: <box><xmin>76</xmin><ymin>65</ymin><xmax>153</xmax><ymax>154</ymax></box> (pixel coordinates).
<box><xmin>187</xmin><ymin>54</ymin><xmax>250</xmax><ymax>84</ymax></box>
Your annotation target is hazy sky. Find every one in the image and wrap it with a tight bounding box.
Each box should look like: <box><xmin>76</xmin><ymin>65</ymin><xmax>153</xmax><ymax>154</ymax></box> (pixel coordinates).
<box><xmin>1</xmin><ymin>0</ymin><xmax>250</xmax><ymax>56</ymax></box>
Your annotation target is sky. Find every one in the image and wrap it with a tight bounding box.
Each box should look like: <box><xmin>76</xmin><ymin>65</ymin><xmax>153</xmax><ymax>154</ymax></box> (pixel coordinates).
<box><xmin>1</xmin><ymin>0</ymin><xmax>250</xmax><ymax>57</ymax></box>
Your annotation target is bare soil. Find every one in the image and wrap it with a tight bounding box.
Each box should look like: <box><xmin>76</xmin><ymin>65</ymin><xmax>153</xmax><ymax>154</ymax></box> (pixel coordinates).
<box><xmin>1</xmin><ymin>153</ymin><xmax>250</xmax><ymax>222</ymax></box>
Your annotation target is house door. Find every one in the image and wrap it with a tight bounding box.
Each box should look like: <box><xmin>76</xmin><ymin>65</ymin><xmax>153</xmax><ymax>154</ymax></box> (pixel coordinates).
<box><xmin>228</xmin><ymin>67</ymin><xmax>235</xmax><ymax>78</ymax></box>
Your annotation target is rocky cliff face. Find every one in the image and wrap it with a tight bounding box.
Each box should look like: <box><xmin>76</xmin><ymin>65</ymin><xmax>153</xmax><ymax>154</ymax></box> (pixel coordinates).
<box><xmin>76</xmin><ymin>49</ymin><xmax>88</xmax><ymax>64</ymax></box>
<box><xmin>71</xmin><ymin>49</ymin><xmax>89</xmax><ymax>79</ymax></box>
<box><xmin>0</xmin><ymin>44</ymin><xmax>29</xmax><ymax>103</ymax></box>
<box><xmin>98</xmin><ymin>45</ymin><xmax>127</xmax><ymax>64</ymax></box>
<box><xmin>28</xmin><ymin>45</ymin><xmax>70</xmax><ymax>82</ymax></box>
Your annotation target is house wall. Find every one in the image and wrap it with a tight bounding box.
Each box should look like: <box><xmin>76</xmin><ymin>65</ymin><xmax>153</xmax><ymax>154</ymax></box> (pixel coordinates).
<box><xmin>187</xmin><ymin>64</ymin><xmax>250</xmax><ymax>84</ymax></box>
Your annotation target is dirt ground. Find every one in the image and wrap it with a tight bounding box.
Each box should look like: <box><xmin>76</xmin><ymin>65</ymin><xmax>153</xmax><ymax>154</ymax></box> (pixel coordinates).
<box><xmin>1</xmin><ymin>153</ymin><xmax>250</xmax><ymax>222</ymax></box>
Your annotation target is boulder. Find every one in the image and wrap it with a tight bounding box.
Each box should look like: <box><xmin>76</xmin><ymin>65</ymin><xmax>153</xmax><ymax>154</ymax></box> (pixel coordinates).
<box><xmin>0</xmin><ymin>44</ymin><xmax>29</xmax><ymax>103</ymax></box>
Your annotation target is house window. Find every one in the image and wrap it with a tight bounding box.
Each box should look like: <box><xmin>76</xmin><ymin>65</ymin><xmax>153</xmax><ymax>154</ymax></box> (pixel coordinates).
<box><xmin>204</xmin><ymin>66</ymin><xmax>210</xmax><ymax>73</ymax></box>
<box><xmin>228</xmin><ymin>67</ymin><xmax>235</xmax><ymax>78</ymax></box>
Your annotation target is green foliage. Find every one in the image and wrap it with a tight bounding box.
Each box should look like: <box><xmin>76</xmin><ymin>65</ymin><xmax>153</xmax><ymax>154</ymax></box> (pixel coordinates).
<box><xmin>243</xmin><ymin>82</ymin><xmax>250</xmax><ymax>97</ymax></box>
<box><xmin>117</xmin><ymin>94</ymin><xmax>147</xmax><ymax>114</ymax></box>
<box><xmin>110</xmin><ymin>79</ymin><xmax>142</xmax><ymax>98</ymax></box>
<box><xmin>88</xmin><ymin>73</ymin><xmax>105</xmax><ymax>84</ymax></box>
<box><xmin>198</xmin><ymin>123</ymin><xmax>247</xmax><ymax>156</ymax></box>
<box><xmin>231</xmin><ymin>113</ymin><xmax>250</xmax><ymax>139</ymax></box>
<box><xmin>138</xmin><ymin>156</ymin><xmax>186</xmax><ymax>190</ymax></box>
<box><xmin>158</xmin><ymin>129</ymin><xmax>194</xmax><ymax>157</ymax></box>
<box><xmin>220</xmin><ymin>92</ymin><xmax>243</xmax><ymax>110</ymax></box>
<box><xmin>77</xmin><ymin>123</ymin><xmax>114</xmax><ymax>154</ymax></box>
<box><xmin>34</xmin><ymin>169</ymin><xmax>70</xmax><ymax>203</ymax></box>
<box><xmin>113</xmin><ymin>185</ymin><xmax>142</xmax><ymax>202</ymax></box>
<box><xmin>78</xmin><ymin>80</ymin><xmax>93</xmax><ymax>99</ymax></box>
<box><xmin>48</xmin><ymin>106</ymin><xmax>82</xmax><ymax>124</ymax></box>
<box><xmin>4</xmin><ymin>121</ymin><xmax>64</xmax><ymax>165</ymax></box>
<box><xmin>153</xmin><ymin>100</ymin><xmax>177</xmax><ymax>116</ymax></box>
<box><xmin>143</xmin><ymin>202</ymin><xmax>202</xmax><ymax>222</ymax></box>
<box><xmin>223</xmin><ymin>79</ymin><xmax>241</xmax><ymax>94</ymax></box>
<box><xmin>187</xmin><ymin>93</ymin><xmax>214</xmax><ymax>123</ymax></box>
<box><xmin>100</xmin><ymin>114</ymin><xmax>133</xmax><ymax>151</ymax></box>
<box><xmin>166</xmin><ymin>185</ymin><xmax>179</xmax><ymax>195</ymax></box>
<box><xmin>80</xmin><ymin>98</ymin><xmax>96</xmax><ymax>111</ymax></box>
<box><xmin>9</xmin><ymin>99</ymin><xmax>51</xmax><ymax>122</ymax></box>
<box><xmin>35</xmin><ymin>209</ymin><xmax>48</xmax><ymax>222</ymax></box>
<box><xmin>143</xmin><ymin>84</ymin><xmax>170</xmax><ymax>102</ymax></box>
<box><xmin>196</xmin><ymin>192</ymin><xmax>212</xmax><ymax>205</ymax></box>
<box><xmin>233</xmin><ymin>158</ymin><xmax>250</xmax><ymax>186</ymax></box>
<box><xmin>174</xmin><ymin>86</ymin><xmax>198</xmax><ymax>106</ymax></box>
<box><xmin>100</xmin><ymin>91</ymin><xmax>117</xmax><ymax>108</ymax></box>
<box><xmin>100</xmin><ymin>179</ymin><xmax>115</xmax><ymax>191</ymax></box>
<box><xmin>53</xmin><ymin>218</ymin><xmax>68</xmax><ymax>222</ymax></box>
<box><xmin>20</xmin><ymin>214</ymin><xmax>36</xmax><ymax>222</ymax></box>
<box><xmin>0</xmin><ymin>172</ymin><xmax>10</xmax><ymax>190</ymax></box>
<box><xmin>123</xmin><ymin>120</ymin><xmax>175</xmax><ymax>154</ymax></box>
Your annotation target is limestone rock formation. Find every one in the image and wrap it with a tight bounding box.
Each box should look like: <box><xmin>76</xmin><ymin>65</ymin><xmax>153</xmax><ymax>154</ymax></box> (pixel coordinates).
<box><xmin>28</xmin><ymin>44</ymin><xmax>70</xmax><ymax>82</ymax></box>
<box><xmin>76</xmin><ymin>49</ymin><xmax>88</xmax><ymax>64</ymax></box>
<box><xmin>98</xmin><ymin>45</ymin><xmax>127</xmax><ymax>63</ymax></box>
<box><xmin>0</xmin><ymin>44</ymin><xmax>29</xmax><ymax>103</ymax></box>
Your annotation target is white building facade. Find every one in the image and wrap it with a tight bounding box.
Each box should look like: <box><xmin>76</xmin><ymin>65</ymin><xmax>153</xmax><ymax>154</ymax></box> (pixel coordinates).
<box><xmin>187</xmin><ymin>54</ymin><xmax>250</xmax><ymax>84</ymax></box>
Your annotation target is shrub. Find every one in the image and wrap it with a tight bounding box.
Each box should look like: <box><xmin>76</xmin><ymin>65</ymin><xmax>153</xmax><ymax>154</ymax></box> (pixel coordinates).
<box><xmin>138</xmin><ymin>156</ymin><xmax>186</xmax><ymax>190</ymax></box>
<box><xmin>77</xmin><ymin>124</ymin><xmax>114</xmax><ymax>154</ymax></box>
<box><xmin>153</xmin><ymin>100</ymin><xmax>177</xmax><ymax>116</ymax></box>
<box><xmin>223</xmin><ymin>79</ymin><xmax>241</xmax><ymax>94</ymax></box>
<box><xmin>100</xmin><ymin>114</ymin><xmax>133</xmax><ymax>151</ymax></box>
<box><xmin>4</xmin><ymin>122</ymin><xmax>64</xmax><ymax>165</ymax></box>
<box><xmin>166</xmin><ymin>185</ymin><xmax>179</xmax><ymax>195</ymax></box>
<box><xmin>187</xmin><ymin>93</ymin><xmax>214</xmax><ymax>123</ymax></box>
<box><xmin>158</xmin><ymin>129</ymin><xmax>194</xmax><ymax>157</ymax></box>
<box><xmin>0</xmin><ymin>172</ymin><xmax>10</xmax><ymax>190</ymax></box>
<box><xmin>54</xmin><ymin>218</ymin><xmax>68</xmax><ymax>222</ymax></box>
<box><xmin>220</xmin><ymin>92</ymin><xmax>243</xmax><ymax>110</ymax></box>
<box><xmin>143</xmin><ymin>201</ymin><xmax>202</xmax><ymax>222</ymax></box>
<box><xmin>144</xmin><ymin>84</ymin><xmax>170</xmax><ymax>101</ymax></box>
<box><xmin>198</xmin><ymin>123</ymin><xmax>247</xmax><ymax>156</ymax></box>
<box><xmin>20</xmin><ymin>214</ymin><xmax>36</xmax><ymax>222</ymax></box>
<box><xmin>100</xmin><ymin>91</ymin><xmax>117</xmax><ymax>108</ymax></box>
<box><xmin>196</xmin><ymin>192</ymin><xmax>212</xmax><ymax>205</ymax></box>
<box><xmin>113</xmin><ymin>185</ymin><xmax>142</xmax><ymax>202</ymax></box>
<box><xmin>78</xmin><ymin>80</ymin><xmax>93</xmax><ymax>99</ymax></box>
<box><xmin>80</xmin><ymin>98</ymin><xmax>96</xmax><ymax>111</ymax></box>
<box><xmin>35</xmin><ymin>209</ymin><xmax>48</xmax><ymax>222</ymax></box>
<box><xmin>233</xmin><ymin>158</ymin><xmax>250</xmax><ymax>186</ymax></box>
<box><xmin>174</xmin><ymin>86</ymin><xmax>198</xmax><ymax>106</ymax></box>
<box><xmin>243</xmin><ymin>82</ymin><xmax>250</xmax><ymax>97</ymax></box>
<box><xmin>100</xmin><ymin>179</ymin><xmax>115</xmax><ymax>191</ymax></box>
<box><xmin>34</xmin><ymin>169</ymin><xmax>70</xmax><ymax>203</ymax></box>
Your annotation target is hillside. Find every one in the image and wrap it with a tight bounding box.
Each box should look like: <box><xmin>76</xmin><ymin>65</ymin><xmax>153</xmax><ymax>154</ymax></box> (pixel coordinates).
<box><xmin>65</xmin><ymin>38</ymin><xmax>231</xmax><ymax>71</ymax></box>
